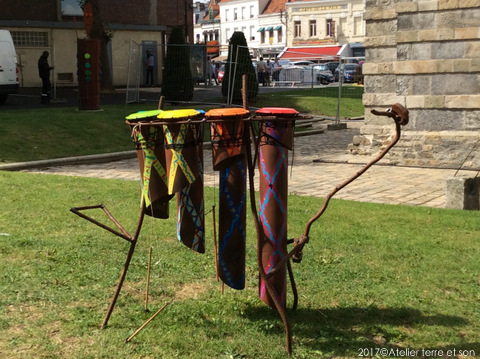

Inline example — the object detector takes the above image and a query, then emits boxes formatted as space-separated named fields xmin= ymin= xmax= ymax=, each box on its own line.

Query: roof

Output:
xmin=263 ymin=0 xmax=288 ymax=14
xmin=279 ymin=46 xmax=343 ymax=60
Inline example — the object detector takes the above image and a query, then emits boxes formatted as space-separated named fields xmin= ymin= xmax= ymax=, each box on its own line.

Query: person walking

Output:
xmin=145 ymin=50 xmax=155 ymax=86
xmin=272 ymin=57 xmax=282 ymax=82
xmin=257 ymin=57 xmax=266 ymax=86
xmin=210 ymin=60 xmax=219 ymax=85
xmin=38 ymin=51 xmax=54 ymax=104
xmin=265 ymin=59 xmax=272 ymax=86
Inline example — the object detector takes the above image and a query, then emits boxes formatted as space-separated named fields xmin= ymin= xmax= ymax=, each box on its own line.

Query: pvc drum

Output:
xmin=157 ymin=109 xmax=206 ymax=253
xmin=126 ymin=110 xmax=171 ymax=219
xmin=206 ymin=107 xmax=250 ymax=171
xmin=205 ymin=107 xmax=250 ymax=290
xmin=254 ymin=107 xmax=298 ymax=309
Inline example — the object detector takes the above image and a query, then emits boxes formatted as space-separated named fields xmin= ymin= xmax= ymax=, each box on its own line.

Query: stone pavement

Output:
xmin=19 ymin=120 xmax=478 ymax=209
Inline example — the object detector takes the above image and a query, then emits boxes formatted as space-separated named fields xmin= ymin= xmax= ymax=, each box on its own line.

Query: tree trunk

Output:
xmin=88 ymin=0 xmax=114 ymax=91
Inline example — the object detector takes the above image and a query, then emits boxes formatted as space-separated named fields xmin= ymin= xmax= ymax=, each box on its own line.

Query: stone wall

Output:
xmin=349 ymin=0 xmax=480 ymax=170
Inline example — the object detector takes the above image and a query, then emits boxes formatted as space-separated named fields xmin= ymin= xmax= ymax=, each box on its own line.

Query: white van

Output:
xmin=0 ymin=29 xmax=19 ymax=104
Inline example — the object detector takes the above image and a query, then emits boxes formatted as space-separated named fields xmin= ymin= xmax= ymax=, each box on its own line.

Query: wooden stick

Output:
xmin=125 ymin=302 xmax=169 ymax=343
xmin=158 ymin=95 xmax=165 ymax=110
xmin=144 ymin=246 xmax=152 ymax=312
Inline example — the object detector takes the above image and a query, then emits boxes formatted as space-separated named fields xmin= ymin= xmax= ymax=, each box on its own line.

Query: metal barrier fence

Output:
xmin=126 ymin=43 xmax=364 ymax=120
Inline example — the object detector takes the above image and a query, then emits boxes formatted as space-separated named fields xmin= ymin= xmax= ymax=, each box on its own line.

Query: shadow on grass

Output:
xmin=244 ymin=305 xmax=477 ymax=356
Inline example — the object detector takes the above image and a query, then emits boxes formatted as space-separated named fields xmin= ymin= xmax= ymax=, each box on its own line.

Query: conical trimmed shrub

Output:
xmin=221 ymin=31 xmax=258 ymax=105
xmin=161 ymin=27 xmax=194 ymax=102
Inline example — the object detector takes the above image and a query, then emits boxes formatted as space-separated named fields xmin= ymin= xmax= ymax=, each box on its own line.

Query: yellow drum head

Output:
xmin=157 ymin=109 xmax=201 ymax=120
xmin=125 ymin=109 xmax=163 ymax=120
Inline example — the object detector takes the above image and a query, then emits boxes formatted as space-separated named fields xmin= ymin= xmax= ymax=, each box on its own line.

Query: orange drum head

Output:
xmin=205 ymin=107 xmax=250 ymax=120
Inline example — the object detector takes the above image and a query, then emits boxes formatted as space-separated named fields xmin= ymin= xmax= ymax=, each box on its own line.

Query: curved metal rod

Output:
xmin=302 ymin=104 xmax=409 ymax=242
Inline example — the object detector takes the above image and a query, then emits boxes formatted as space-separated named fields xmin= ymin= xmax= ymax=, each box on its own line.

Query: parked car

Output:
xmin=310 ymin=64 xmax=334 ymax=85
xmin=290 ymin=60 xmax=314 ymax=67
xmin=217 ymin=64 xmax=225 ymax=83
xmin=324 ymin=62 xmax=340 ymax=76
xmin=0 ymin=30 xmax=19 ymax=104
xmin=334 ymin=63 xmax=360 ymax=83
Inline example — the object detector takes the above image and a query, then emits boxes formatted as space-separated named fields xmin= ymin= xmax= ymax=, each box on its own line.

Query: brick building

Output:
xmin=350 ymin=0 xmax=480 ymax=170
xmin=0 ymin=0 xmax=193 ymax=87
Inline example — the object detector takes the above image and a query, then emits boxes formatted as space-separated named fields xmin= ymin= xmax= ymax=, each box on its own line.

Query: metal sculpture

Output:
xmin=70 ymin=99 xmax=409 ymax=355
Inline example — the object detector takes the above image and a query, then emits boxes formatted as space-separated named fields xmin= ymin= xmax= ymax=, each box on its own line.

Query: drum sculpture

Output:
xmin=205 ymin=107 xmax=251 ymax=290
xmin=70 ymin=100 xmax=409 ymax=355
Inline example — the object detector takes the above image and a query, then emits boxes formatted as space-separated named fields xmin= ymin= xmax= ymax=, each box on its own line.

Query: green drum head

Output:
xmin=125 ymin=109 xmax=164 ymax=120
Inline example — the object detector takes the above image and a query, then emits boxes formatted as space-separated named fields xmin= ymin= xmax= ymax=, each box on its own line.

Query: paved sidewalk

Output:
xmin=19 ymin=121 xmax=477 ymax=209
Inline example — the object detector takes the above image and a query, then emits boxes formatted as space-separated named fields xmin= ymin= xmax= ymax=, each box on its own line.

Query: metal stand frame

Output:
xmin=70 ymin=202 xmax=145 ymax=328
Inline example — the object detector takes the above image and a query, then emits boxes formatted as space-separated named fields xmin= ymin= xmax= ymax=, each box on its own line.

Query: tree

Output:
xmin=221 ymin=32 xmax=258 ymax=105
xmin=79 ymin=0 xmax=114 ymax=90
xmin=161 ymin=27 xmax=194 ymax=102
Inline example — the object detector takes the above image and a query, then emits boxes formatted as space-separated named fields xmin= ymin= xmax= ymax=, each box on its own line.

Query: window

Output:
xmin=234 ymin=8 xmax=238 ymax=20
xmin=250 ymin=25 xmax=255 ymax=41
xmin=326 ymin=19 xmax=335 ymax=37
xmin=309 ymin=20 xmax=317 ymax=37
xmin=269 ymin=30 xmax=274 ymax=43
xmin=241 ymin=7 xmax=246 ymax=19
xmin=294 ymin=21 xmax=301 ymax=38
xmin=261 ymin=31 xmax=266 ymax=44
xmin=339 ymin=18 xmax=346 ymax=36
xmin=354 ymin=17 xmax=362 ymax=36
xmin=11 ymin=31 xmax=48 ymax=47
xmin=250 ymin=5 xmax=254 ymax=18
xmin=225 ymin=9 xmax=229 ymax=21
xmin=277 ymin=27 xmax=283 ymax=42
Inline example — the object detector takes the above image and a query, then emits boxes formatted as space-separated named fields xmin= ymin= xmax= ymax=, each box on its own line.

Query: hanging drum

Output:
xmin=126 ymin=110 xmax=171 ymax=219
xmin=157 ymin=109 xmax=206 ymax=253
xmin=206 ymin=107 xmax=250 ymax=290
xmin=253 ymin=107 xmax=298 ymax=309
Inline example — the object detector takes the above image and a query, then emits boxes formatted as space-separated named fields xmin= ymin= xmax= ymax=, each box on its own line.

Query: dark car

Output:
xmin=334 ymin=63 xmax=360 ymax=83
xmin=310 ymin=64 xmax=334 ymax=85
xmin=324 ymin=62 xmax=340 ymax=75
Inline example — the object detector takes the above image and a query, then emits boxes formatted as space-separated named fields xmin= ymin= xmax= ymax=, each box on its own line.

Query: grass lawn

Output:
xmin=1 ymin=171 xmax=479 ymax=358
xmin=0 ymin=87 xmax=364 ymax=164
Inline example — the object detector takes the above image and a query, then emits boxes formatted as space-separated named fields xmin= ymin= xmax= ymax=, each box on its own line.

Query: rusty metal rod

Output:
xmin=145 ymin=246 xmax=152 ymax=312
xmin=125 ymin=302 xmax=169 ymax=343
xmin=70 ymin=205 xmax=132 ymax=242
xmin=303 ymin=104 xmax=408 ymax=239
xmin=303 ymin=121 xmax=401 ymax=238
xmin=101 ymin=205 xmax=146 ymax=329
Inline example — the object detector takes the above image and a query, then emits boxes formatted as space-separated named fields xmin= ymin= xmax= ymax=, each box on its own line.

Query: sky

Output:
xmin=61 ymin=0 xmax=84 ymax=16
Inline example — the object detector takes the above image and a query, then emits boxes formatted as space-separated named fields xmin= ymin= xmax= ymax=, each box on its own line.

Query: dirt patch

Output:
xmin=174 ymin=281 xmax=210 ymax=301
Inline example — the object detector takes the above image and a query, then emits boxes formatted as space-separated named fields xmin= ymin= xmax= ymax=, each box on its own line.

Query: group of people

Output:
xmin=256 ymin=57 xmax=282 ymax=86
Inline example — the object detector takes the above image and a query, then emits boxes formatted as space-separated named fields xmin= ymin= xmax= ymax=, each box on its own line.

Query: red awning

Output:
xmin=279 ymin=46 xmax=342 ymax=60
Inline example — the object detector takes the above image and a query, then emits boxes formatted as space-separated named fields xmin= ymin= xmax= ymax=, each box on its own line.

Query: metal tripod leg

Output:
xmin=70 ymin=202 xmax=146 ymax=329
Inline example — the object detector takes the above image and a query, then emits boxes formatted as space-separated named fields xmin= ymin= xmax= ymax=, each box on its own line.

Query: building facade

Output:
xmin=350 ymin=0 xmax=480 ymax=170
xmin=0 ymin=0 xmax=193 ymax=87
